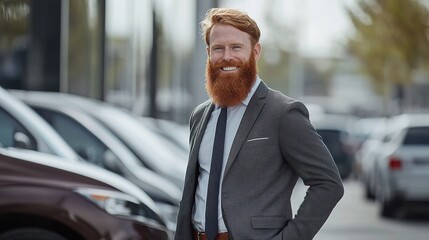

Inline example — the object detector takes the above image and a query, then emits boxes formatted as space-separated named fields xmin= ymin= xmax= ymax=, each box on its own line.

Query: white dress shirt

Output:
xmin=192 ymin=77 xmax=262 ymax=232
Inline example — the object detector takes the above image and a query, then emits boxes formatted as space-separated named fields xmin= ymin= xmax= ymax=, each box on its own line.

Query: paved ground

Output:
xmin=291 ymin=178 xmax=429 ymax=240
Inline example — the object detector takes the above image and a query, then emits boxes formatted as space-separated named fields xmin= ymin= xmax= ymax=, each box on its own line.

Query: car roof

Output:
xmin=390 ymin=113 xmax=429 ymax=128
xmin=311 ymin=113 xmax=357 ymax=132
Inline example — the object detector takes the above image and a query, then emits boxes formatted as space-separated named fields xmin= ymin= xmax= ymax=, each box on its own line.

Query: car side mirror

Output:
xmin=13 ymin=132 xmax=33 ymax=150
xmin=102 ymin=150 xmax=121 ymax=174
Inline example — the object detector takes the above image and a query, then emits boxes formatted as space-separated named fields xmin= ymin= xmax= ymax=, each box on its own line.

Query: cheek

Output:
xmin=209 ymin=54 xmax=222 ymax=64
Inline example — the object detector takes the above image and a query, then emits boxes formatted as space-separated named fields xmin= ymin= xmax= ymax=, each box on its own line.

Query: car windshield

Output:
xmin=403 ymin=127 xmax=429 ymax=145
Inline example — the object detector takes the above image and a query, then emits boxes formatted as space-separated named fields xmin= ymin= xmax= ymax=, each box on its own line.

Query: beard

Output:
xmin=205 ymin=51 xmax=257 ymax=107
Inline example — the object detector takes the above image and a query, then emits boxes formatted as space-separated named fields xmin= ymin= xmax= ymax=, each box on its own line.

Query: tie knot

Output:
xmin=220 ymin=107 xmax=227 ymax=117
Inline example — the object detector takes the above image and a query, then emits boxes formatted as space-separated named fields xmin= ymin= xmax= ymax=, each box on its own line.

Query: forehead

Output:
xmin=209 ymin=24 xmax=252 ymax=46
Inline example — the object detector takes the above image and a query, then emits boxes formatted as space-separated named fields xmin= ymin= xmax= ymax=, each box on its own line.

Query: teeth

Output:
xmin=222 ymin=67 xmax=237 ymax=71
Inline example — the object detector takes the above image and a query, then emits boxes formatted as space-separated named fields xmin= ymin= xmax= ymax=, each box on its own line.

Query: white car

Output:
xmin=374 ymin=113 xmax=429 ymax=218
xmin=354 ymin=117 xmax=392 ymax=199
xmin=0 ymin=87 xmax=78 ymax=160
xmin=12 ymin=91 xmax=187 ymax=189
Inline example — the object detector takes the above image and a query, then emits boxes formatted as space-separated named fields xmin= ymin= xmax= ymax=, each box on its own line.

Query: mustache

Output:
xmin=212 ymin=59 xmax=244 ymax=70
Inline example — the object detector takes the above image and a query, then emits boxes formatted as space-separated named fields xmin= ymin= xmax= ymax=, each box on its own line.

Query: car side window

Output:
xmin=32 ymin=108 xmax=108 ymax=166
xmin=403 ymin=127 xmax=429 ymax=145
xmin=0 ymin=107 xmax=37 ymax=150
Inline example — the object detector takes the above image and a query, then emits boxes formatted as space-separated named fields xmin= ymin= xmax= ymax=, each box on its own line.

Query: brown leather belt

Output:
xmin=192 ymin=229 xmax=229 ymax=240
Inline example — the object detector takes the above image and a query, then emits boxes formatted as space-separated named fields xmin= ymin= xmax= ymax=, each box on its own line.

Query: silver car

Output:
xmin=374 ymin=113 xmax=429 ymax=218
xmin=139 ymin=117 xmax=189 ymax=153
xmin=354 ymin=117 xmax=392 ymax=200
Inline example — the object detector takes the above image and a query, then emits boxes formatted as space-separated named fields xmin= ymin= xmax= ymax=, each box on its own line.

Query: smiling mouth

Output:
xmin=221 ymin=67 xmax=238 ymax=71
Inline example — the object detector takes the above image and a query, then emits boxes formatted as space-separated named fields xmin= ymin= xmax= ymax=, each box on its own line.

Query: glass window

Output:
xmin=403 ymin=127 xmax=429 ymax=145
xmin=0 ymin=0 xmax=30 ymax=89
xmin=104 ymin=0 xmax=152 ymax=113
xmin=32 ymin=108 xmax=108 ymax=166
xmin=67 ymin=0 xmax=103 ymax=98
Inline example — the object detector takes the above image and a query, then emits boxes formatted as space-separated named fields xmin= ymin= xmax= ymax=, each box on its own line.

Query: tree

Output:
xmin=347 ymin=0 xmax=429 ymax=112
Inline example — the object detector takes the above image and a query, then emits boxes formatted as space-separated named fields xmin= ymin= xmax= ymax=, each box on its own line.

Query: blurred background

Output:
xmin=3 ymin=0 xmax=429 ymax=122
xmin=1 ymin=0 xmax=429 ymax=239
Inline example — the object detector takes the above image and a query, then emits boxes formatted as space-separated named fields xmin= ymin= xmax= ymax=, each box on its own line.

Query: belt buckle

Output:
xmin=197 ymin=232 xmax=203 ymax=240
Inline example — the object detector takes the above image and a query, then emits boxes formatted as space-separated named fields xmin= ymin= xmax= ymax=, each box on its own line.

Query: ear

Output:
xmin=253 ymin=42 xmax=261 ymax=60
xmin=206 ymin=46 xmax=210 ymax=56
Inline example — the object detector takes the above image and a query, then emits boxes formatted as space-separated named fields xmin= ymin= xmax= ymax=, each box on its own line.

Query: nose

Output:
xmin=222 ymin=48 xmax=234 ymax=61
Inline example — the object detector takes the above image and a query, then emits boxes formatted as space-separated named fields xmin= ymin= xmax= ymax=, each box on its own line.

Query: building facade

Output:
xmin=0 ymin=0 xmax=216 ymax=123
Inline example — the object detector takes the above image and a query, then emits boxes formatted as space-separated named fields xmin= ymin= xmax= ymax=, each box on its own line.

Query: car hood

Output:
xmin=0 ymin=147 xmax=160 ymax=215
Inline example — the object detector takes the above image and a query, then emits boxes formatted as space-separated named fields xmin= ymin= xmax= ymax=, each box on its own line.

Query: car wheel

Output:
xmin=364 ymin=182 xmax=375 ymax=200
xmin=377 ymin=177 xmax=398 ymax=218
xmin=0 ymin=228 xmax=68 ymax=240
xmin=380 ymin=198 xmax=398 ymax=218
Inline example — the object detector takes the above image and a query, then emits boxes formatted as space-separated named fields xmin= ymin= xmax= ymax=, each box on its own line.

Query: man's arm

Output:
xmin=278 ymin=101 xmax=344 ymax=240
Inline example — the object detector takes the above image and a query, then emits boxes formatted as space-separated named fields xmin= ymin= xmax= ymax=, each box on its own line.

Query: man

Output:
xmin=175 ymin=8 xmax=344 ymax=240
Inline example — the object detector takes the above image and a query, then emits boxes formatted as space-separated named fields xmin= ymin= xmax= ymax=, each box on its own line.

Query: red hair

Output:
xmin=200 ymin=8 xmax=261 ymax=46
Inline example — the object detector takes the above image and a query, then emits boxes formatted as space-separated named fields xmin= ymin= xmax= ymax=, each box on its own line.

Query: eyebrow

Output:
xmin=211 ymin=43 xmax=244 ymax=48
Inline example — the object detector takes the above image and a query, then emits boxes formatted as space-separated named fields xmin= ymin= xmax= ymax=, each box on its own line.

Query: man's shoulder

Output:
xmin=256 ymin=80 xmax=294 ymax=103
xmin=189 ymin=99 xmax=211 ymax=122
xmin=192 ymin=99 xmax=211 ymax=114
xmin=264 ymin=86 xmax=309 ymax=117
xmin=266 ymin=87 xmax=300 ymax=107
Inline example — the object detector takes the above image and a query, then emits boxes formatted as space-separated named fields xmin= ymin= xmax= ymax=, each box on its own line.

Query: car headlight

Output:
xmin=75 ymin=188 xmax=141 ymax=216
xmin=75 ymin=187 xmax=168 ymax=229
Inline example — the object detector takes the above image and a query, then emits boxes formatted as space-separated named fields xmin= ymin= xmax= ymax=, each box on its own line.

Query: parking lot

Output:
xmin=292 ymin=179 xmax=429 ymax=240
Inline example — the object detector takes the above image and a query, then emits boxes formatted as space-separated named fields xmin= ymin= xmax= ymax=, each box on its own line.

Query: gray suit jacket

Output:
xmin=175 ymin=82 xmax=344 ymax=240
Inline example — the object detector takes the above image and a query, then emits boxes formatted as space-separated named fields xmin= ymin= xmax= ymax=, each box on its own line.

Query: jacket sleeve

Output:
xmin=278 ymin=101 xmax=344 ymax=240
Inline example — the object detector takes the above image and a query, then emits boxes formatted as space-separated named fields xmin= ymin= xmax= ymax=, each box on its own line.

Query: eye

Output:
xmin=232 ymin=45 xmax=242 ymax=51
xmin=212 ymin=46 xmax=224 ymax=52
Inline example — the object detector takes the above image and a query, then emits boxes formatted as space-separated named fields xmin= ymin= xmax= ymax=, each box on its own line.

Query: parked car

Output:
xmin=0 ymin=87 xmax=78 ymax=161
xmin=312 ymin=114 xmax=358 ymax=179
xmin=11 ymin=90 xmax=183 ymax=230
xmin=139 ymin=117 xmax=189 ymax=153
xmin=76 ymin=103 xmax=189 ymax=174
xmin=354 ymin=118 xmax=392 ymax=200
xmin=373 ymin=113 xmax=429 ymax=218
xmin=0 ymin=147 xmax=171 ymax=240
xmin=12 ymin=91 xmax=187 ymax=189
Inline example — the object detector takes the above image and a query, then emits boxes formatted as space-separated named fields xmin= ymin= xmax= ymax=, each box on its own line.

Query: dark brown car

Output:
xmin=0 ymin=147 xmax=172 ymax=240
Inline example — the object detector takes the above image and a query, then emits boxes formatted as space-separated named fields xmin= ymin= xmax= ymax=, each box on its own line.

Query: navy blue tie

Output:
xmin=205 ymin=107 xmax=227 ymax=240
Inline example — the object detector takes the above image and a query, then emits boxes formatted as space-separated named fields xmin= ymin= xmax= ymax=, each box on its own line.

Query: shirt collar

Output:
xmin=242 ymin=76 xmax=261 ymax=106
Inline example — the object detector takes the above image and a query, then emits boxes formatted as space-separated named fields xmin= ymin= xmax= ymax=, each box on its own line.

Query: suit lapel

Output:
xmin=188 ymin=103 xmax=215 ymax=171
xmin=224 ymin=82 xmax=268 ymax=174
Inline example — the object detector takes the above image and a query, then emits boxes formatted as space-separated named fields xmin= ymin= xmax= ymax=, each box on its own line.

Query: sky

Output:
xmin=107 ymin=0 xmax=358 ymax=58
xmin=221 ymin=0 xmax=358 ymax=58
